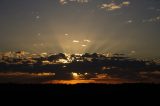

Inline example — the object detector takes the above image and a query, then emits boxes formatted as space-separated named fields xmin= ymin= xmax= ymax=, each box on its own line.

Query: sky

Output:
xmin=0 ymin=0 xmax=160 ymax=58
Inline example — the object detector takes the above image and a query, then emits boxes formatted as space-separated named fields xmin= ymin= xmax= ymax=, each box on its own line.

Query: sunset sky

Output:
xmin=0 ymin=0 xmax=160 ymax=58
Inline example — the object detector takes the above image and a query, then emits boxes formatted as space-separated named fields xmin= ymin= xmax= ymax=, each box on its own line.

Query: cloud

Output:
xmin=142 ymin=16 xmax=160 ymax=23
xmin=65 ymin=33 xmax=69 ymax=36
xmin=73 ymin=40 xmax=80 ymax=43
xmin=36 ymin=16 xmax=40 ymax=19
xmin=59 ymin=0 xmax=130 ymax=12
xmin=59 ymin=0 xmax=90 ymax=5
xmin=131 ymin=50 xmax=136 ymax=54
xmin=157 ymin=9 xmax=160 ymax=12
xmin=82 ymin=45 xmax=87 ymax=47
xmin=156 ymin=16 xmax=160 ymax=20
xmin=127 ymin=20 xmax=133 ymax=23
xmin=122 ymin=1 xmax=130 ymax=6
xmin=84 ymin=39 xmax=91 ymax=43
xmin=71 ymin=0 xmax=90 ymax=3
xmin=100 ymin=3 xmax=121 ymax=11
xmin=59 ymin=0 xmax=68 ymax=5
xmin=100 ymin=1 xmax=130 ymax=11
xmin=151 ymin=71 xmax=160 ymax=75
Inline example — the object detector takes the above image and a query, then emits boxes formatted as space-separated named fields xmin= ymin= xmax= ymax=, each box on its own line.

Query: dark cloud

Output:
xmin=0 ymin=52 xmax=160 ymax=84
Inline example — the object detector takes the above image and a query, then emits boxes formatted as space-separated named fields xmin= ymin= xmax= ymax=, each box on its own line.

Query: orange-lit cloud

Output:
xmin=73 ymin=40 xmax=80 ymax=43
xmin=82 ymin=45 xmax=87 ymax=47
xmin=100 ymin=3 xmax=121 ymax=11
xmin=100 ymin=1 xmax=130 ymax=11
xmin=65 ymin=33 xmax=69 ymax=36
xmin=84 ymin=40 xmax=91 ymax=42
xmin=122 ymin=1 xmax=130 ymax=6
xmin=59 ymin=0 xmax=68 ymax=5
